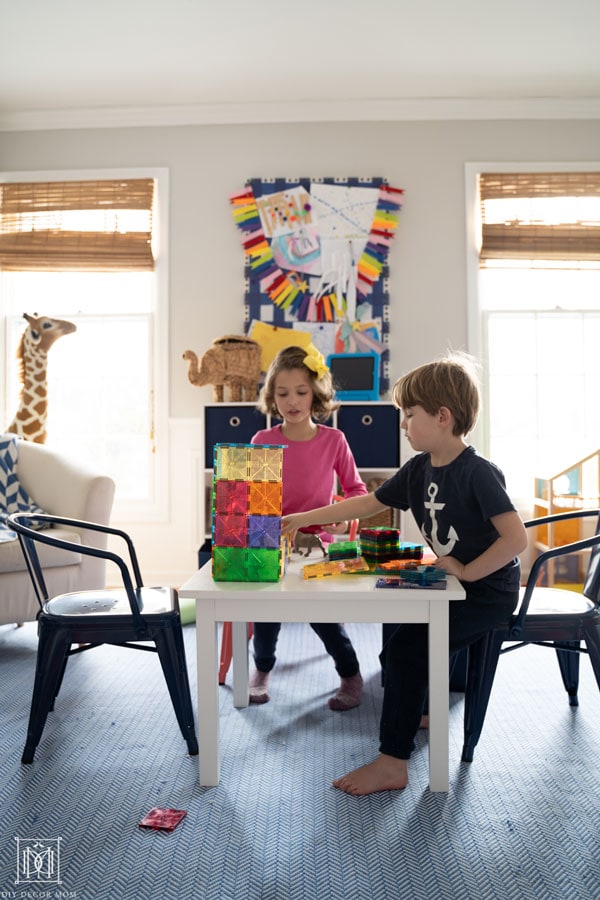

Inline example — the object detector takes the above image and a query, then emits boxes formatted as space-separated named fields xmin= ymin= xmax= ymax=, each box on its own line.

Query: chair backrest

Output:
xmin=583 ymin=513 xmax=600 ymax=605
xmin=7 ymin=512 xmax=146 ymax=627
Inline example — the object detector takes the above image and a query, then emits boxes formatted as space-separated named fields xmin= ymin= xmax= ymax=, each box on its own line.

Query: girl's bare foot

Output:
xmin=249 ymin=669 xmax=270 ymax=704
xmin=419 ymin=714 xmax=429 ymax=729
xmin=332 ymin=754 xmax=408 ymax=796
xmin=328 ymin=673 xmax=363 ymax=711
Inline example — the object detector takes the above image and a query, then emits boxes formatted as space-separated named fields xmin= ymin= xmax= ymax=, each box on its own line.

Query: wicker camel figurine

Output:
xmin=183 ymin=335 xmax=262 ymax=402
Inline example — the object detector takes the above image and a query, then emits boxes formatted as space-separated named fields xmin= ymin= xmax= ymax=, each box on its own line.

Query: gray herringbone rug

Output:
xmin=0 ymin=619 xmax=598 ymax=900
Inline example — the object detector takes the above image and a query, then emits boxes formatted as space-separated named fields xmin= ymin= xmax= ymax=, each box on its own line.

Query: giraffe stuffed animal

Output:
xmin=5 ymin=312 xmax=77 ymax=444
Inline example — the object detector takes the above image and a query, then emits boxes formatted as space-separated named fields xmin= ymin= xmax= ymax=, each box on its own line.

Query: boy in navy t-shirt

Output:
xmin=282 ymin=352 xmax=527 ymax=795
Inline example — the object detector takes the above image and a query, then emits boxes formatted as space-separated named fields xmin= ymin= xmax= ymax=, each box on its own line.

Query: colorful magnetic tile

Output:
xmin=214 ymin=480 xmax=249 ymax=515
xmin=214 ymin=445 xmax=250 ymax=481
xmin=303 ymin=556 xmax=370 ymax=579
xmin=245 ymin=547 xmax=282 ymax=582
xmin=397 ymin=564 xmax=447 ymax=585
xmin=138 ymin=808 xmax=187 ymax=832
xmin=212 ymin=547 xmax=248 ymax=581
xmin=248 ymin=480 xmax=282 ymax=515
xmin=304 ymin=559 xmax=345 ymax=579
xmin=248 ymin=515 xmax=281 ymax=548
xmin=247 ymin=446 xmax=284 ymax=482
xmin=213 ymin=514 xmax=248 ymax=547
xmin=397 ymin=542 xmax=424 ymax=560
xmin=359 ymin=526 xmax=401 ymax=561
xmin=375 ymin=577 xmax=446 ymax=591
xmin=328 ymin=540 xmax=360 ymax=560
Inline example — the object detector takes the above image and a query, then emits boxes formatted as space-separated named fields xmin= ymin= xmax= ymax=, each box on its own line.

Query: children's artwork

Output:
xmin=229 ymin=177 xmax=404 ymax=395
xmin=310 ymin=183 xmax=380 ymax=240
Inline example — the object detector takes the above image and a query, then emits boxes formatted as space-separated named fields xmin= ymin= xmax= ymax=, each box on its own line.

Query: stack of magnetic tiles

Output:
xmin=211 ymin=442 xmax=286 ymax=582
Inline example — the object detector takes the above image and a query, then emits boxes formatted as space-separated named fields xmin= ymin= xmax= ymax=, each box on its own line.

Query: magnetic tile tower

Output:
xmin=211 ymin=442 xmax=285 ymax=582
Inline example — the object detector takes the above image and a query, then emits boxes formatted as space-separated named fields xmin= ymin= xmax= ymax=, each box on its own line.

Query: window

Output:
xmin=0 ymin=171 xmax=168 ymax=520
xmin=467 ymin=166 xmax=600 ymax=503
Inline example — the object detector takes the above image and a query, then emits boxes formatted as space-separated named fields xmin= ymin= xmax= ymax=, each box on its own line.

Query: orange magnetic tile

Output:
xmin=248 ymin=481 xmax=282 ymax=515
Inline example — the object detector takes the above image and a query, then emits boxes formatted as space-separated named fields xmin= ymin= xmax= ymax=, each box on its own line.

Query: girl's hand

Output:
xmin=323 ymin=521 xmax=349 ymax=535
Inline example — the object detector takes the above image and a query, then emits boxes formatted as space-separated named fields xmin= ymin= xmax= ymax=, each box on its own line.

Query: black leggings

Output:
xmin=252 ymin=622 xmax=360 ymax=678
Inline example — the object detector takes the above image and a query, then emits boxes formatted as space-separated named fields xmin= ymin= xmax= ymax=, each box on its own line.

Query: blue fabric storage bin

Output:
xmin=204 ymin=406 xmax=267 ymax=468
xmin=336 ymin=404 xmax=400 ymax=469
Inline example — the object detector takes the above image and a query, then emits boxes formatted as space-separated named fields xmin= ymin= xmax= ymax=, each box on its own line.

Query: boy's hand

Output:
xmin=281 ymin=513 xmax=307 ymax=538
xmin=434 ymin=555 xmax=467 ymax=580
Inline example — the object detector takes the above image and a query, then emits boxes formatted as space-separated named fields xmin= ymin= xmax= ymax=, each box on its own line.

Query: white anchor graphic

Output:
xmin=421 ymin=482 xmax=458 ymax=556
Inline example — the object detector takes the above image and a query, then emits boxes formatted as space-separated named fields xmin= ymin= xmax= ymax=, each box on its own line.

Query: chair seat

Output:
xmin=44 ymin=586 xmax=176 ymax=618
xmin=519 ymin=586 xmax=596 ymax=617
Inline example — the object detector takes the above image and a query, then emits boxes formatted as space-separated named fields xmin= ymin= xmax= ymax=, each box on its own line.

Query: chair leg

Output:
xmin=462 ymin=631 xmax=504 ymax=763
xmin=22 ymin=624 xmax=72 ymax=764
xmin=218 ymin=622 xmax=233 ymax=685
xmin=154 ymin=623 xmax=199 ymax=755
xmin=583 ymin=620 xmax=600 ymax=692
xmin=218 ymin=622 xmax=253 ymax=685
xmin=555 ymin=641 xmax=581 ymax=706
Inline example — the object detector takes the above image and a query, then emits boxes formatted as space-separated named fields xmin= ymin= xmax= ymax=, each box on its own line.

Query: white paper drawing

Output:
xmin=309 ymin=184 xmax=379 ymax=239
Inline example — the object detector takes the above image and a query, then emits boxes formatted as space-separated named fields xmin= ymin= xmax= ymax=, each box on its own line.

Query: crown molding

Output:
xmin=1 ymin=96 xmax=600 ymax=132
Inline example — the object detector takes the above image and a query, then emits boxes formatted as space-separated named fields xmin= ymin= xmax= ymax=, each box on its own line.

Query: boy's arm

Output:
xmin=282 ymin=492 xmax=387 ymax=538
xmin=435 ymin=510 xmax=528 ymax=582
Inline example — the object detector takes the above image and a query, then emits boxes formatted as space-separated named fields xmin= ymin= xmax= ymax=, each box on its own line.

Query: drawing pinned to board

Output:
xmin=229 ymin=177 xmax=403 ymax=395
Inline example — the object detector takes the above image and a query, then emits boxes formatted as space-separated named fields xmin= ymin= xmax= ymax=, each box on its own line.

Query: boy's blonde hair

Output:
xmin=257 ymin=345 xmax=338 ymax=422
xmin=391 ymin=352 xmax=480 ymax=437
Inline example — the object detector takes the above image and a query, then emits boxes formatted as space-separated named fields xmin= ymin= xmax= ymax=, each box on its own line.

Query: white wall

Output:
xmin=2 ymin=118 xmax=600 ymax=584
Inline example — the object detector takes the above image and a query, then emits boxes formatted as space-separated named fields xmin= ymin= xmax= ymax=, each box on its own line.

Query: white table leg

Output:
xmin=427 ymin=600 xmax=450 ymax=792
xmin=196 ymin=602 xmax=220 ymax=786
xmin=232 ymin=620 xmax=250 ymax=708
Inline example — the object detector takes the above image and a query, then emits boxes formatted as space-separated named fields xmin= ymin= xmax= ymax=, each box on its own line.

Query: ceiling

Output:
xmin=2 ymin=0 xmax=600 ymax=130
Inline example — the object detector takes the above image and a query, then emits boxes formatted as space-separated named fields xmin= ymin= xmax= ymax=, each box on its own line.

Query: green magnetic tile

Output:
xmin=212 ymin=547 xmax=247 ymax=581
xmin=245 ymin=548 xmax=282 ymax=582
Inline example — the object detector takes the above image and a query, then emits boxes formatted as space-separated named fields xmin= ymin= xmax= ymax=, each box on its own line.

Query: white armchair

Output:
xmin=0 ymin=440 xmax=115 ymax=626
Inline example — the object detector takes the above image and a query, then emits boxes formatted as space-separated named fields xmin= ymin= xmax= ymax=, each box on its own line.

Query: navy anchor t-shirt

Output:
xmin=375 ymin=446 xmax=520 ymax=592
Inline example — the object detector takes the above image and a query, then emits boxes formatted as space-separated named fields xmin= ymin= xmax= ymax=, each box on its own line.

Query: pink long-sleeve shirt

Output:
xmin=251 ymin=423 xmax=367 ymax=539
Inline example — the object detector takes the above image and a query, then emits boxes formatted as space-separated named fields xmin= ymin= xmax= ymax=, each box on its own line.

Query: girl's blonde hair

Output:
xmin=258 ymin=345 xmax=338 ymax=422
xmin=391 ymin=352 xmax=481 ymax=436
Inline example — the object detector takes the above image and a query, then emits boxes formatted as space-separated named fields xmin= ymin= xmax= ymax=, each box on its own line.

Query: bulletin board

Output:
xmin=229 ymin=176 xmax=403 ymax=395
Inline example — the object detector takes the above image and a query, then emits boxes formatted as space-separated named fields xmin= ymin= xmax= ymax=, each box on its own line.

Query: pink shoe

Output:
xmin=328 ymin=673 xmax=363 ymax=711
xmin=249 ymin=669 xmax=271 ymax=704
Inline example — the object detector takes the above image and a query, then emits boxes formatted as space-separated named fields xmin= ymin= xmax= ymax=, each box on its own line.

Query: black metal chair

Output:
xmin=8 ymin=512 xmax=198 ymax=764
xmin=462 ymin=508 xmax=600 ymax=762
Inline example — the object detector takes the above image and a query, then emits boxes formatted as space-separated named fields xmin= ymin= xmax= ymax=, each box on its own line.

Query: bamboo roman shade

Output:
xmin=479 ymin=172 xmax=600 ymax=262
xmin=0 ymin=178 xmax=155 ymax=271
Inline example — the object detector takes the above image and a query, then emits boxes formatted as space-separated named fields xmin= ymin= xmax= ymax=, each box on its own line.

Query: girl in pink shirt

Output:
xmin=249 ymin=344 xmax=367 ymax=710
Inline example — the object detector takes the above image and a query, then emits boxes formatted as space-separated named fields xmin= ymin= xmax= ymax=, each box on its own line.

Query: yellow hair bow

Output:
xmin=303 ymin=345 xmax=328 ymax=379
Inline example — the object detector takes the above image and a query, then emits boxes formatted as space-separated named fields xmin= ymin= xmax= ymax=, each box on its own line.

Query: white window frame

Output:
xmin=465 ymin=160 xmax=600 ymax=461
xmin=0 ymin=166 xmax=170 ymax=523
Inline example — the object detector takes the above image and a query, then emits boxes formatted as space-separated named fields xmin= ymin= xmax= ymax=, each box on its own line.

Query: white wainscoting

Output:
xmin=109 ymin=418 xmax=203 ymax=589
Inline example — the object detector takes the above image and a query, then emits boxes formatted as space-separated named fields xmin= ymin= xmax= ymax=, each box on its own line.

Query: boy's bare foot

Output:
xmin=332 ymin=754 xmax=408 ymax=796
xmin=419 ymin=714 xmax=429 ymax=729
xmin=249 ymin=669 xmax=270 ymax=704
